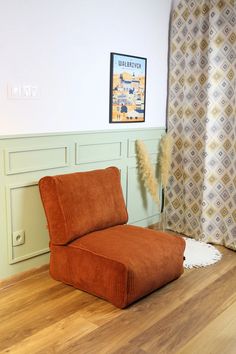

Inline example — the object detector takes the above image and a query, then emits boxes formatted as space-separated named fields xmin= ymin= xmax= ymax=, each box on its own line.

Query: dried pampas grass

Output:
xmin=159 ymin=132 xmax=173 ymax=190
xmin=136 ymin=140 xmax=159 ymax=206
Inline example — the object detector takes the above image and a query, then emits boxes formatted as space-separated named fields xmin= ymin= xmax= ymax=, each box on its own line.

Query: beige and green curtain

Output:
xmin=166 ymin=0 xmax=236 ymax=250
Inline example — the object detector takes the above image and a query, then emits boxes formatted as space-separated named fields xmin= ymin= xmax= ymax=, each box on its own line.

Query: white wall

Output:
xmin=0 ymin=0 xmax=172 ymax=135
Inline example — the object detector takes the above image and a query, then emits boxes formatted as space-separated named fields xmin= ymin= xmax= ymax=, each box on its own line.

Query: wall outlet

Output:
xmin=12 ymin=230 xmax=25 ymax=246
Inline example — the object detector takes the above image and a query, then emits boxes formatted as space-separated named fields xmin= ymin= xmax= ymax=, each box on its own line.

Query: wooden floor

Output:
xmin=0 ymin=245 xmax=236 ymax=354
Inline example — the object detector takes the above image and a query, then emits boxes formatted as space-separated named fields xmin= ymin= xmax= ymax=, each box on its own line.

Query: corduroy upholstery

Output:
xmin=39 ymin=167 xmax=185 ymax=308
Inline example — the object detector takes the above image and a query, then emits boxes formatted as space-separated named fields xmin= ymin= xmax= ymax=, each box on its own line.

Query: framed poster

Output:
xmin=109 ymin=53 xmax=147 ymax=123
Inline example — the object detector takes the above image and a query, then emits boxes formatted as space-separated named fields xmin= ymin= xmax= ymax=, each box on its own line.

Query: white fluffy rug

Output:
xmin=183 ymin=237 xmax=222 ymax=269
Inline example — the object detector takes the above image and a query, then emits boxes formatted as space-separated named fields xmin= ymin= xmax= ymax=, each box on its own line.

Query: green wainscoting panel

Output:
xmin=128 ymin=137 xmax=160 ymax=158
xmin=127 ymin=163 xmax=159 ymax=225
xmin=0 ymin=128 xmax=165 ymax=279
xmin=4 ymin=145 xmax=69 ymax=175
xmin=76 ymin=141 xmax=123 ymax=164
xmin=127 ymin=165 xmax=154 ymax=223
xmin=6 ymin=183 xmax=49 ymax=264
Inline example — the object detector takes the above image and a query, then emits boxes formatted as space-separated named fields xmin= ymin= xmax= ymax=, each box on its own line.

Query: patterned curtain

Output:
xmin=167 ymin=0 xmax=236 ymax=250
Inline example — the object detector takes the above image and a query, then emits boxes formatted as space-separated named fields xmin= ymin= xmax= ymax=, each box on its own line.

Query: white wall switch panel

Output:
xmin=7 ymin=84 xmax=39 ymax=100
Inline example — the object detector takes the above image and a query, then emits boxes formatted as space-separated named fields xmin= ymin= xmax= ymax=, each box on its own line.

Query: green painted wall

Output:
xmin=0 ymin=128 xmax=164 ymax=279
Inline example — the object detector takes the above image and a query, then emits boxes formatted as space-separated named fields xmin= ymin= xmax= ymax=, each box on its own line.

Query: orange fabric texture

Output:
xmin=50 ymin=225 xmax=185 ymax=308
xmin=39 ymin=167 xmax=185 ymax=308
xmin=39 ymin=167 xmax=128 ymax=245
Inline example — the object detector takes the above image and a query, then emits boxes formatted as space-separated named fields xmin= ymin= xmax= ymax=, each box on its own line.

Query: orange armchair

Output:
xmin=39 ymin=167 xmax=185 ymax=308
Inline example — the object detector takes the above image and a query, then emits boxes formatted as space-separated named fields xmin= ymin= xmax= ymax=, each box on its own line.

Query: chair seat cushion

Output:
xmin=50 ymin=225 xmax=185 ymax=308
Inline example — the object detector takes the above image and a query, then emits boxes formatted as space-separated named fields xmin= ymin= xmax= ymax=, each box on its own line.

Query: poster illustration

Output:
xmin=109 ymin=53 xmax=147 ymax=123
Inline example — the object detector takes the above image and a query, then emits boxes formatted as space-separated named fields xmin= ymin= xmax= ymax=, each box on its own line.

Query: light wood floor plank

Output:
xmin=177 ymin=300 xmax=236 ymax=354
xmin=53 ymin=248 xmax=235 ymax=354
xmin=0 ymin=243 xmax=235 ymax=354
xmin=138 ymin=266 xmax=236 ymax=353
xmin=0 ymin=312 xmax=98 ymax=354
xmin=0 ymin=279 xmax=97 ymax=351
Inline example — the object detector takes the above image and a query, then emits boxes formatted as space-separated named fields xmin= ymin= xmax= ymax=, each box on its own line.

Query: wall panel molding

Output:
xmin=0 ymin=127 xmax=165 ymax=278
xmin=4 ymin=145 xmax=69 ymax=175
xmin=128 ymin=138 xmax=161 ymax=158
xmin=6 ymin=182 xmax=49 ymax=264
xmin=75 ymin=141 xmax=124 ymax=164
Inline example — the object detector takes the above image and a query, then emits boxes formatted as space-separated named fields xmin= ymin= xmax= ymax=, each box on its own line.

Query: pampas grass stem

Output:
xmin=159 ymin=132 xmax=173 ymax=190
xmin=136 ymin=140 xmax=159 ymax=206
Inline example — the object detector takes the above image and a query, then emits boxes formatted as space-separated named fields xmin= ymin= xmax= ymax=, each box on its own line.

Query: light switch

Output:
xmin=7 ymin=84 xmax=39 ymax=100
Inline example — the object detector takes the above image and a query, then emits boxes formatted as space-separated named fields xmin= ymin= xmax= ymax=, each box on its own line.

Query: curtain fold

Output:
xmin=167 ymin=0 xmax=236 ymax=250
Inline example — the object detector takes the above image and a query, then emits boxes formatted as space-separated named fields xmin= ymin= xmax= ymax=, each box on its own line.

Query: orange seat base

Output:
xmin=49 ymin=225 xmax=185 ymax=308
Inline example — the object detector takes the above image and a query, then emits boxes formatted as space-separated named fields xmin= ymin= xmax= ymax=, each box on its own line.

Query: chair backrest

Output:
xmin=39 ymin=167 xmax=128 ymax=245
